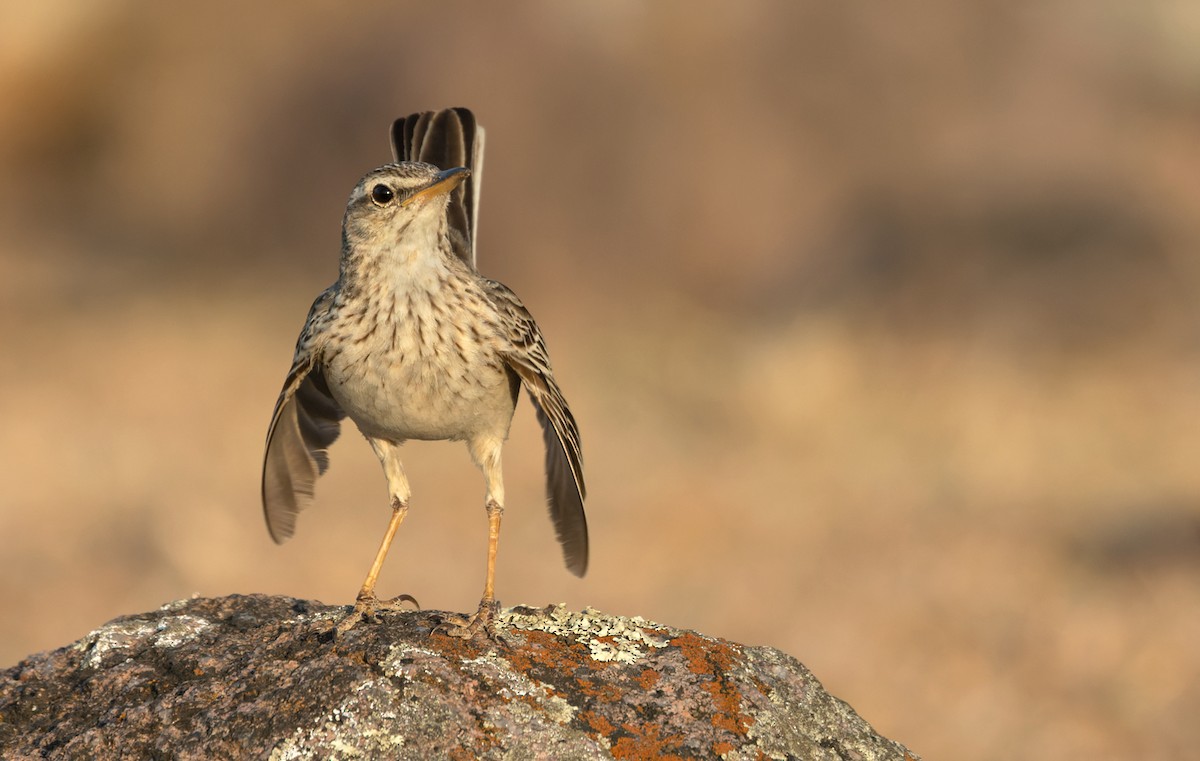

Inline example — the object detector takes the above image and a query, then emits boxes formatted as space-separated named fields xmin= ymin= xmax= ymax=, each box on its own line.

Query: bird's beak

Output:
xmin=405 ymin=167 xmax=470 ymax=205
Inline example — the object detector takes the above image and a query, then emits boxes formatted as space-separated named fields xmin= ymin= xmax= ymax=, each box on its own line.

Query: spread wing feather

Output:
xmin=261 ymin=291 xmax=346 ymax=543
xmin=484 ymin=280 xmax=588 ymax=576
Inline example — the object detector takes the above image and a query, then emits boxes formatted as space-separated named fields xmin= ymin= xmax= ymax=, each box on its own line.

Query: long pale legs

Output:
xmin=336 ymin=439 xmax=417 ymax=635
xmin=337 ymin=436 xmax=508 ymax=639
xmin=438 ymin=436 xmax=506 ymax=639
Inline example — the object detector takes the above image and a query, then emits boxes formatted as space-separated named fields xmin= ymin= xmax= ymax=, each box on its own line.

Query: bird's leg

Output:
xmin=438 ymin=499 xmax=503 ymax=639
xmin=439 ymin=440 xmax=505 ymax=639
xmin=358 ymin=497 xmax=418 ymax=605
xmin=336 ymin=440 xmax=418 ymax=635
xmin=334 ymin=497 xmax=419 ymax=635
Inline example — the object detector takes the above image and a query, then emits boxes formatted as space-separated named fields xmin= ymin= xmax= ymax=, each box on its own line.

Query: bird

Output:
xmin=260 ymin=107 xmax=587 ymax=638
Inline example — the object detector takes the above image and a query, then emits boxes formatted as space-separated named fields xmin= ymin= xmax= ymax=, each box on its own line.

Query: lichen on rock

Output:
xmin=0 ymin=594 xmax=920 ymax=760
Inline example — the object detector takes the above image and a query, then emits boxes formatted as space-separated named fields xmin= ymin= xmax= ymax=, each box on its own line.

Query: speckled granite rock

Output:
xmin=0 ymin=595 xmax=920 ymax=760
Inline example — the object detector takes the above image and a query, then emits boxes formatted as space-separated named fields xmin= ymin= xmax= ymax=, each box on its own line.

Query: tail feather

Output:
xmin=391 ymin=107 xmax=484 ymax=267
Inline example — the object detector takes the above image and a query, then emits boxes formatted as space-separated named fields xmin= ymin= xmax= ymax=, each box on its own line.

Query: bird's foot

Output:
xmin=435 ymin=598 xmax=500 ymax=640
xmin=334 ymin=591 xmax=420 ymax=637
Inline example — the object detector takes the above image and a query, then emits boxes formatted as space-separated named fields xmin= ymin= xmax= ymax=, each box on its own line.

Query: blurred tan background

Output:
xmin=2 ymin=2 xmax=1199 ymax=758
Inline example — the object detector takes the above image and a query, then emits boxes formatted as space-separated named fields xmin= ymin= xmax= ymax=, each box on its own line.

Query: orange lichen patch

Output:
xmin=747 ymin=673 xmax=771 ymax=697
xmin=574 ymin=676 xmax=624 ymax=703
xmin=671 ymin=632 xmax=737 ymax=676
xmin=610 ymin=722 xmax=688 ymax=761
xmin=429 ymin=633 xmax=478 ymax=662
xmin=636 ymin=668 xmax=659 ymax=690
xmin=670 ymin=633 xmax=754 ymax=738
xmin=503 ymin=629 xmax=591 ymax=674
xmin=579 ymin=708 xmax=616 ymax=736
xmin=708 ymin=687 xmax=746 ymax=736
xmin=499 ymin=630 xmax=543 ymax=673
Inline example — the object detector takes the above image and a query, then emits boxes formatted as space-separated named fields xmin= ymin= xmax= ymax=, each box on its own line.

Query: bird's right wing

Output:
xmin=261 ymin=290 xmax=346 ymax=543
xmin=391 ymin=107 xmax=485 ymax=268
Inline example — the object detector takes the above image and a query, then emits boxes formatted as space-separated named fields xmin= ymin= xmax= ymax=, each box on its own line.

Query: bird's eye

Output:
xmin=370 ymin=184 xmax=395 ymax=205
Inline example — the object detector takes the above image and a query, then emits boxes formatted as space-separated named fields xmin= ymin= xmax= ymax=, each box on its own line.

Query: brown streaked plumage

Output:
xmin=261 ymin=108 xmax=586 ymax=638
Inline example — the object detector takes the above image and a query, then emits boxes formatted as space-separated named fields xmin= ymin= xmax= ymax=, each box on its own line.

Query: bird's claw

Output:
xmin=333 ymin=592 xmax=420 ymax=637
xmin=435 ymin=599 xmax=500 ymax=640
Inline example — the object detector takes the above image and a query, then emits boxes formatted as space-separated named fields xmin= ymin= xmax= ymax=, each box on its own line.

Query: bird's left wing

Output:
xmin=483 ymin=280 xmax=588 ymax=576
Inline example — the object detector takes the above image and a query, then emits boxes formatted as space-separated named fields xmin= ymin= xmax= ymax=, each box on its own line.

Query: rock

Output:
xmin=0 ymin=595 xmax=920 ymax=760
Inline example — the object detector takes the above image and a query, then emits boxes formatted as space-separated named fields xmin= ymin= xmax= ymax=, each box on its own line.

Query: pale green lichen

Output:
xmin=498 ymin=604 xmax=672 ymax=664
xmin=270 ymin=678 xmax=409 ymax=761
xmin=152 ymin=615 xmax=214 ymax=648
xmin=75 ymin=620 xmax=158 ymax=669
xmin=74 ymin=614 xmax=213 ymax=668
xmin=463 ymin=652 xmax=578 ymax=725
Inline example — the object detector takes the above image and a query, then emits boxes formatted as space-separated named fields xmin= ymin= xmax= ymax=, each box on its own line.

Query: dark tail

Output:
xmin=391 ymin=107 xmax=484 ymax=268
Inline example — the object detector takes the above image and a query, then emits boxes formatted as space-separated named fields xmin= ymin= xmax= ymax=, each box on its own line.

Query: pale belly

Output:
xmin=323 ymin=336 xmax=517 ymax=443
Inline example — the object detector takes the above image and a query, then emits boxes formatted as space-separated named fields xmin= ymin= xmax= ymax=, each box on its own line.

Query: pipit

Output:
xmin=261 ymin=108 xmax=587 ymax=638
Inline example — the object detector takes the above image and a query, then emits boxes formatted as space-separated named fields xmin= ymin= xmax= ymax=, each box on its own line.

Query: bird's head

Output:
xmin=340 ymin=162 xmax=470 ymax=267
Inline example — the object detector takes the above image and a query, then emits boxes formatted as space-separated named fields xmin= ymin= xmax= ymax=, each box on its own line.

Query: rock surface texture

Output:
xmin=0 ymin=595 xmax=919 ymax=760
